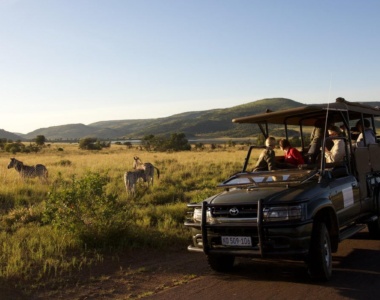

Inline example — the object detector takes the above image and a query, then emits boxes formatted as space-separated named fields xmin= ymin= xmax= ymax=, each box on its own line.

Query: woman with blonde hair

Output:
xmin=253 ymin=137 xmax=277 ymax=172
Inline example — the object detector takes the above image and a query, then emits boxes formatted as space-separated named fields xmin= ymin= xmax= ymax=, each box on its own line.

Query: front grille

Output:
xmin=211 ymin=204 xmax=258 ymax=218
xmin=211 ymin=227 xmax=257 ymax=236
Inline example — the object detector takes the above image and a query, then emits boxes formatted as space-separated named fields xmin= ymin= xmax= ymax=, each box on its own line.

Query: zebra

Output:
xmin=124 ymin=169 xmax=146 ymax=195
xmin=132 ymin=156 xmax=144 ymax=169
xmin=140 ymin=162 xmax=160 ymax=186
xmin=7 ymin=158 xmax=48 ymax=182
xmin=132 ymin=156 xmax=160 ymax=186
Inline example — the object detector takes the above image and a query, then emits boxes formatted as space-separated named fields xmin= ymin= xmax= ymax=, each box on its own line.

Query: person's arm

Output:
xmin=328 ymin=141 xmax=345 ymax=162
xmin=356 ymin=133 xmax=364 ymax=147
xmin=266 ymin=150 xmax=276 ymax=170
xmin=290 ymin=148 xmax=304 ymax=165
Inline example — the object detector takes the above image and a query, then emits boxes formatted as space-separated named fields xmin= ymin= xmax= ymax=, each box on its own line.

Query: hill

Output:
xmin=0 ymin=129 xmax=24 ymax=141
xmin=21 ymin=98 xmax=301 ymax=140
xmin=11 ymin=98 xmax=380 ymax=141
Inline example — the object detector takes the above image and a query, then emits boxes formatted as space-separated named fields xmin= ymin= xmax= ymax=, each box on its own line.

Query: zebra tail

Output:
xmin=155 ymin=167 xmax=160 ymax=179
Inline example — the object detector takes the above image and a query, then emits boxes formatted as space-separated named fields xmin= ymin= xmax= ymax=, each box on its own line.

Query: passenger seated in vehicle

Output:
xmin=252 ymin=137 xmax=277 ymax=172
xmin=278 ymin=139 xmax=304 ymax=168
xmin=355 ymin=119 xmax=376 ymax=147
xmin=324 ymin=126 xmax=345 ymax=164
xmin=307 ymin=119 xmax=325 ymax=164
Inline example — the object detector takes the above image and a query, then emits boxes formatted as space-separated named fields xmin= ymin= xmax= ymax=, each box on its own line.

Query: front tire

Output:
xmin=367 ymin=217 xmax=380 ymax=239
xmin=207 ymin=254 xmax=235 ymax=272
xmin=307 ymin=222 xmax=332 ymax=281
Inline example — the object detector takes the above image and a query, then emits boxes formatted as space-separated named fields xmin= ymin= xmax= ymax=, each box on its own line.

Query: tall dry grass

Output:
xmin=0 ymin=143 xmax=260 ymax=286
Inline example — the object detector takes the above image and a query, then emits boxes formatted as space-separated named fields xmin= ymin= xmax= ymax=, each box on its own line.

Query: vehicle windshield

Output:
xmin=219 ymin=169 xmax=317 ymax=187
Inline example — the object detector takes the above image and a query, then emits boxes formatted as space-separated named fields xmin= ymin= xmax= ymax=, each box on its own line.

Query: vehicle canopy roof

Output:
xmin=232 ymin=98 xmax=380 ymax=126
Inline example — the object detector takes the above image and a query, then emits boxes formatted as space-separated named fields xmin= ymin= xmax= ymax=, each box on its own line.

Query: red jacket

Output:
xmin=284 ymin=147 xmax=304 ymax=166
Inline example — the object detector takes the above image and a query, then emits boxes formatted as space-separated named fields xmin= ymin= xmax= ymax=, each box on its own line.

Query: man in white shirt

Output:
xmin=355 ymin=119 xmax=376 ymax=147
xmin=325 ymin=126 xmax=345 ymax=163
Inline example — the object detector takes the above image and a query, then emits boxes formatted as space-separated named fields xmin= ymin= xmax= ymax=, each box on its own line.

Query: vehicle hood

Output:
xmin=208 ymin=184 xmax=315 ymax=205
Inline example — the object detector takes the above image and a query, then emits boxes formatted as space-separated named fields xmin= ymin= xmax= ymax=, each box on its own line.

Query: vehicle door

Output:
xmin=329 ymin=174 xmax=361 ymax=226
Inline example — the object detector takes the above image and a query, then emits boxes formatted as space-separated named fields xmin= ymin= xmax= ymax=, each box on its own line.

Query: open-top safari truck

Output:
xmin=185 ymin=98 xmax=380 ymax=280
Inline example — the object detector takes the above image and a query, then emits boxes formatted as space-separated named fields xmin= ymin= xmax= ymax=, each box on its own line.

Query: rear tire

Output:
xmin=207 ymin=254 xmax=235 ymax=272
xmin=307 ymin=222 xmax=332 ymax=281
xmin=367 ymin=217 xmax=380 ymax=239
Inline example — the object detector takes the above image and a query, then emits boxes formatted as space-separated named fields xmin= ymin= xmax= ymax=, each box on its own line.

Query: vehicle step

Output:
xmin=339 ymin=224 xmax=366 ymax=241
xmin=359 ymin=215 xmax=378 ymax=224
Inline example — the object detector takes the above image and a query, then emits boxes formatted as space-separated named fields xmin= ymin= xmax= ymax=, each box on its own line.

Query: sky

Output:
xmin=1 ymin=0 xmax=379 ymax=134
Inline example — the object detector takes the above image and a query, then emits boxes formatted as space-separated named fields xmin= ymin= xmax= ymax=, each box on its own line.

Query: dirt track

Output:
xmin=149 ymin=229 xmax=380 ymax=300
xmin=3 ymin=228 xmax=380 ymax=300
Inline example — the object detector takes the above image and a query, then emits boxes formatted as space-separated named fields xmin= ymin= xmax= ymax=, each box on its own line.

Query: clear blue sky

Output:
xmin=1 ymin=0 xmax=379 ymax=134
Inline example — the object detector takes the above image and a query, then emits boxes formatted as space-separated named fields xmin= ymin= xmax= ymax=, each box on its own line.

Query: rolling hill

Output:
xmin=0 ymin=129 xmax=23 ymax=141
xmin=2 ymin=98 xmax=378 ymax=141
xmin=20 ymin=98 xmax=301 ymax=140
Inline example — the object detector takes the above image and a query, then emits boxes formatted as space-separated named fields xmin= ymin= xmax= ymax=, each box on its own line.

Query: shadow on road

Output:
xmin=211 ymin=230 xmax=380 ymax=300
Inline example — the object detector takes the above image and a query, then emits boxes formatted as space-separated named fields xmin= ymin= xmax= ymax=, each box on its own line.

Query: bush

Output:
xmin=141 ymin=133 xmax=191 ymax=151
xmin=78 ymin=138 xmax=110 ymax=150
xmin=4 ymin=142 xmax=25 ymax=154
xmin=35 ymin=135 xmax=46 ymax=146
xmin=43 ymin=172 xmax=131 ymax=248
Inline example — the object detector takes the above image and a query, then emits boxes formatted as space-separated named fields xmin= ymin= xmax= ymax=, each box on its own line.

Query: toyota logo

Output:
xmin=229 ymin=207 xmax=239 ymax=216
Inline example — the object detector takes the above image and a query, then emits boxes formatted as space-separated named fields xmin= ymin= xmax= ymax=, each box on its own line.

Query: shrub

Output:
xmin=43 ymin=172 xmax=131 ymax=248
xmin=35 ymin=135 xmax=46 ymax=146
xmin=141 ymin=133 xmax=191 ymax=151
xmin=4 ymin=142 xmax=25 ymax=154
xmin=53 ymin=159 xmax=72 ymax=166
xmin=78 ymin=138 xmax=110 ymax=150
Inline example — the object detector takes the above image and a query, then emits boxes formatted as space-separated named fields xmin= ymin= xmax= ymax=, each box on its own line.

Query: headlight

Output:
xmin=263 ymin=205 xmax=303 ymax=222
xmin=193 ymin=208 xmax=214 ymax=223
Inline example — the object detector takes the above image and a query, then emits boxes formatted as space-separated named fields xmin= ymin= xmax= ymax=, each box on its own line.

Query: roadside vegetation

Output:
xmin=0 ymin=142 xmax=257 ymax=292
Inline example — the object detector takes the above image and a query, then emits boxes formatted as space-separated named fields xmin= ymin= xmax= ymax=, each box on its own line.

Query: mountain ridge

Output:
xmin=2 ymin=98 xmax=379 ymax=141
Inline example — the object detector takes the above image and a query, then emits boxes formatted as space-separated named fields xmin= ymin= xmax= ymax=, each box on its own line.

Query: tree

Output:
xmin=141 ymin=134 xmax=156 ymax=151
xmin=35 ymin=135 xmax=46 ymax=146
xmin=141 ymin=133 xmax=191 ymax=152
xmin=123 ymin=141 xmax=133 ymax=149
xmin=167 ymin=133 xmax=191 ymax=151
xmin=290 ymin=136 xmax=301 ymax=147
xmin=4 ymin=142 xmax=25 ymax=154
xmin=79 ymin=137 xmax=100 ymax=150
xmin=227 ymin=140 xmax=236 ymax=148
xmin=256 ymin=134 xmax=265 ymax=146
xmin=0 ymin=138 xmax=7 ymax=150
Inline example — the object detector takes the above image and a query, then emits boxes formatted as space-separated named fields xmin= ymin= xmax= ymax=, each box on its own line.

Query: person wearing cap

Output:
xmin=355 ymin=119 xmax=376 ymax=147
xmin=253 ymin=137 xmax=277 ymax=171
xmin=325 ymin=126 xmax=345 ymax=163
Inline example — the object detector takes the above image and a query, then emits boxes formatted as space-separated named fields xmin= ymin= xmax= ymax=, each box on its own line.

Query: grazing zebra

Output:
xmin=132 ymin=156 xmax=160 ymax=186
xmin=124 ymin=169 xmax=146 ymax=195
xmin=7 ymin=158 xmax=48 ymax=182
xmin=140 ymin=163 xmax=160 ymax=186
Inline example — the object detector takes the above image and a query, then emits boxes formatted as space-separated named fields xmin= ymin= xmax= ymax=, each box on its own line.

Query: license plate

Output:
xmin=221 ymin=236 xmax=252 ymax=246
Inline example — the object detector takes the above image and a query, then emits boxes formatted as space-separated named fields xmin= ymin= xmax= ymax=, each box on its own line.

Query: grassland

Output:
xmin=0 ymin=143 xmax=260 ymax=293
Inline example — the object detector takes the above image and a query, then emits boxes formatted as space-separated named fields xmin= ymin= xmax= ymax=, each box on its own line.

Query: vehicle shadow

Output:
xmin=214 ymin=231 xmax=380 ymax=300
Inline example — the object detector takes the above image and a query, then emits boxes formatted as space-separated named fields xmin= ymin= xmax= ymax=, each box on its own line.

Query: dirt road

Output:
xmin=148 ymin=229 xmax=380 ymax=300
xmin=4 ymin=229 xmax=380 ymax=300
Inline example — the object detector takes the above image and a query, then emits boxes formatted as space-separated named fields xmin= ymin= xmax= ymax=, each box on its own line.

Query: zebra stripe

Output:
xmin=124 ymin=169 xmax=146 ymax=195
xmin=7 ymin=158 xmax=48 ymax=182
xmin=133 ymin=156 xmax=160 ymax=186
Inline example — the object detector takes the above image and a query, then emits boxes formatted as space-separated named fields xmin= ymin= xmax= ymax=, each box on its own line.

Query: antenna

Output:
xmin=319 ymin=75 xmax=333 ymax=177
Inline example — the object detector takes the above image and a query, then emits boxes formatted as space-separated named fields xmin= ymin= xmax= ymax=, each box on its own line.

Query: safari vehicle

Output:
xmin=185 ymin=98 xmax=380 ymax=281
